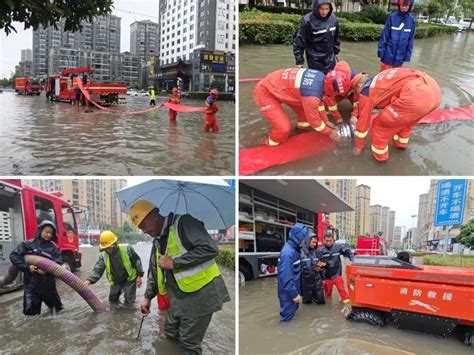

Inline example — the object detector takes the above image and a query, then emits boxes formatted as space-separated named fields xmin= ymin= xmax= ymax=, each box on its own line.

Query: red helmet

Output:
xmin=324 ymin=70 xmax=351 ymax=97
xmin=210 ymin=88 xmax=219 ymax=97
xmin=398 ymin=0 xmax=412 ymax=6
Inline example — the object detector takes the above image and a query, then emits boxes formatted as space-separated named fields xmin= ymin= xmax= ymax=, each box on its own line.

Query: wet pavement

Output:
xmin=239 ymin=259 xmax=472 ymax=355
xmin=0 ymin=243 xmax=235 ymax=354
xmin=0 ymin=94 xmax=235 ymax=175
xmin=239 ymin=33 xmax=474 ymax=176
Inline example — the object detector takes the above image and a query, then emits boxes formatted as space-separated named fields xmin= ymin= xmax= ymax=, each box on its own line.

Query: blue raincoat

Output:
xmin=377 ymin=4 xmax=416 ymax=67
xmin=277 ymin=224 xmax=308 ymax=322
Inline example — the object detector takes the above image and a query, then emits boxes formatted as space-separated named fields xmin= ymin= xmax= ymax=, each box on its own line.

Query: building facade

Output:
xmin=355 ymin=184 xmax=371 ymax=236
xmin=388 ymin=210 xmax=396 ymax=246
xmin=381 ymin=206 xmax=390 ymax=241
xmin=370 ymin=204 xmax=382 ymax=236
xmin=33 ymin=15 xmax=121 ymax=77
xmin=157 ymin=0 xmax=236 ymax=91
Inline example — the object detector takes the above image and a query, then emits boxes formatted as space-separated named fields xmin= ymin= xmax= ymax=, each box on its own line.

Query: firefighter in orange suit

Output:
xmin=351 ymin=68 xmax=441 ymax=161
xmin=322 ymin=60 xmax=359 ymax=125
xmin=204 ymin=89 xmax=219 ymax=133
xmin=168 ymin=87 xmax=180 ymax=121
xmin=253 ymin=68 xmax=348 ymax=146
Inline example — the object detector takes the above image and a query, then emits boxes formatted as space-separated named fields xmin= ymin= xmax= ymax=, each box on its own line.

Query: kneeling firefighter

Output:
xmin=351 ymin=68 xmax=441 ymax=161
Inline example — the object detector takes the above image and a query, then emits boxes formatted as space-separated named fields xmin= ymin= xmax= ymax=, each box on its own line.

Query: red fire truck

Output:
xmin=15 ymin=78 xmax=42 ymax=95
xmin=45 ymin=66 xmax=127 ymax=105
xmin=0 ymin=180 xmax=82 ymax=293
xmin=355 ymin=234 xmax=388 ymax=256
xmin=238 ymin=180 xmax=351 ymax=281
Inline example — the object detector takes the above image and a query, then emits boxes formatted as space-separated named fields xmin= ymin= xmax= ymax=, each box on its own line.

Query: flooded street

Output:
xmin=0 ymin=94 xmax=235 ymax=175
xmin=239 ymin=33 xmax=474 ymax=175
xmin=0 ymin=243 xmax=235 ymax=354
xmin=239 ymin=259 xmax=471 ymax=355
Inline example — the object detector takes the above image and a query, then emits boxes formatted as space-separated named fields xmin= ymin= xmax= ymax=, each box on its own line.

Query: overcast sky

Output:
xmin=0 ymin=0 xmax=158 ymax=77
xmin=357 ymin=177 xmax=432 ymax=229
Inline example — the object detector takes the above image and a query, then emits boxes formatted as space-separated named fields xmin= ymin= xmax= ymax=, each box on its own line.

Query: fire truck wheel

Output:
xmin=61 ymin=256 xmax=73 ymax=272
xmin=239 ymin=262 xmax=253 ymax=281
xmin=347 ymin=307 xmax=385 ymax=327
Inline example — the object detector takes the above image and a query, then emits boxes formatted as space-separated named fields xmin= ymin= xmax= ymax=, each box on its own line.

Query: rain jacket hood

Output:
xmin=288 ymin=223 xmax=308 ymax=249
xmin=34 ymin=220 xmax=58 ymax=243
xmin=313 ymin=0 xmax=333 ymax=19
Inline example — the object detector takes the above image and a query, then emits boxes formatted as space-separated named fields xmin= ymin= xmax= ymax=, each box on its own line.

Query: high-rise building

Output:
xmin=416 ymin=193 xmax=429 ymax=247
xmin=388 ymin=210 xmax=396 ymax=245
xmin=320 ymin=179 xmax=356 ymax=241
xmin=355 ymin=184 xmax=370 ymax=236
xmin=381 ymin=206 xmax=390 ymax=240
xmin=15 ymin=61 xmax=34 ymax=77
xmin=393 ymin=226 xmax=405 ymax=248
xmin=130 ymin=20 xmax=159 ymax=61
xmin=33 ymin=15 xmax=121 ymax=77
xmin=21 ymin=49 xmax=33 ymax=62
xmin=158 ymin=0 xmax=236 ymax=92
xmin=23 ymin=179 xmax=127 ymax=229
xmin=370 ymin=204 xmax=382 ymax=235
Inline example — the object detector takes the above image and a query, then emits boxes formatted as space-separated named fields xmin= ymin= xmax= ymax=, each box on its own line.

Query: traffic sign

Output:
xmin=434 ymin=179 xmax=467 ymax=226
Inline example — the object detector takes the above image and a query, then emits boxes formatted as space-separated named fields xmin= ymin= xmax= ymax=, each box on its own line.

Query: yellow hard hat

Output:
xmin=99 ymin=231 xmax=118 ymax=249
xmin=129 ymin=200 xmax=156 ymax=227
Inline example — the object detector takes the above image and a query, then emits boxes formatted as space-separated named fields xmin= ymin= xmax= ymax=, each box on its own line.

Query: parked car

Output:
xmin=417 ymin=15 xmax=428 ymax=23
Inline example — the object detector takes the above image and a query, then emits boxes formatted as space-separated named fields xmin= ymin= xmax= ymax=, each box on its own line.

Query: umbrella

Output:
xmin=116 ymin=179 xmax=235 ymax=230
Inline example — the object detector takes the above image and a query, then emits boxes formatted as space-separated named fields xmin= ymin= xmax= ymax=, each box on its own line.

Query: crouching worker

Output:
xmin=204 ymin=88 xmax=220 ymax=133
xmin=84 ymin=231 xmax=143 ymax=304
xmin=277 ymin=223 xmax=308 ymax=322
xmin=253 ymin=67 xmax=345 ymax=146
xmin=320 ymin=230 xmax=353 ymax=304
xmin=351 ymin=68 xmax=441 ymax=161
xmin=10 ymin=220 xmax=63 ymax=315
xmin=301 ymin=234 xmax=326 ymax=304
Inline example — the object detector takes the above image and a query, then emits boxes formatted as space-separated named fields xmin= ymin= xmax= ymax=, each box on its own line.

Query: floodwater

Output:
xmin=239 ymin=259 xmax=471 ymax=355
xmin=0 ymin=94 xmax=235 ymax=175
xmin=0 ymin=243 xmax=235 ymax=354
xmin=239 ymin=33 xmax=474 ymax=175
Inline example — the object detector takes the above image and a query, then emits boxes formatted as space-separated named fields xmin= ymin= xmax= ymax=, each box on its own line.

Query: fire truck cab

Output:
xmin=0 ymin=180 xmax=82 ymax=293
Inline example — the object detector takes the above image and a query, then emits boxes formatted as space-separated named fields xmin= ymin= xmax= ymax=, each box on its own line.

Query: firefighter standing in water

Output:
xmin=204 ymin=88 xmax=220 ymax=133
xmin=351 ymin=68 xmax=441 ymax=161
xmin=150 ymin=87 xmax=157 ymax=106
xmin=320 ymin=230 xmax=353 ymax=305
xmin=84 ymin=231 xmax=144 ymax=303
xmin=378 ymin=0 xmax=415 ymax=72
xmin=168 ymin=87 xmax=181 ymax=121
xmin=130 ymin=200 xmax=230 ymax=355
xmin=253 ymin=67 xmax=349 ymax=146
xmin=323 ymin=60 xmax=359 ymax=125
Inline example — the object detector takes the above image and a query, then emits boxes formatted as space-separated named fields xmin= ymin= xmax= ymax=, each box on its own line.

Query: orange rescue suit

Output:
xmin=204 ymin=96 xmax=219 ymax=133
xmin=168 ymin=93 xmax=180 ymax=121
xmin=253 ymin=68 xmax=333 ymax=145
xmin=354 ymin=68 xmax=441 ymax=161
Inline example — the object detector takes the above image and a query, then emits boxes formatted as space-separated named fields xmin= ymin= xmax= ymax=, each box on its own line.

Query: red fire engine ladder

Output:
xmin=371 ymin=238 xmax=378 ymax=255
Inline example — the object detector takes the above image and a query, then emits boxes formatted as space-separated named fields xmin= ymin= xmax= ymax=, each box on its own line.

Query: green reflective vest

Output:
xmin=103 ymin=244 xmax=137 ymax=285
xmin=156 ymin=216 xmax=221 ymax=294
xmin=150 ymin=89 xmax=156 ymax=100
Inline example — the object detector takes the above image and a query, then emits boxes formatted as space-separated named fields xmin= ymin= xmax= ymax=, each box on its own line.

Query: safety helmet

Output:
xmin=398 ymin=0 xmax=412 ymax=6
xmin=350 ymin=72 xmax=369 ymax=90
xmin=129 ymin=200 xmax=156 ymax=227
xmin=99 ymin=231 xmax=118 ymax=250
xmin=210 ymin=88 xmax=219 ymax=97
xmin=324 ymin=70 xmax=351 ymax=97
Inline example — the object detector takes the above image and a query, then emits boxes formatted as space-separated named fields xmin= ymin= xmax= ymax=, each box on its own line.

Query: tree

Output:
xmin=458 ymin=218 xmax=474 ymax=248
xmin=411 ymin=4 xmax=424 ymax=18
xmin=0 ymin=0 xmax=114 ymax=35
xmin=428 ymin=0 xmax=443 ymax=21
xmin=460 ymin=0 xmax=474 ymax=29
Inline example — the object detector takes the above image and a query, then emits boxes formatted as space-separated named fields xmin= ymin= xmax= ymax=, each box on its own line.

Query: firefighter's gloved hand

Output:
xmin=329 ymin=129 xmax=341 ymax=142
xmin=84 ymin=280 xmax=91 ymax=287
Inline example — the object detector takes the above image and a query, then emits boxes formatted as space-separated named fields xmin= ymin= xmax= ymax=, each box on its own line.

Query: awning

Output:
xmin=241 ymin=180 xmax=353 ymax=213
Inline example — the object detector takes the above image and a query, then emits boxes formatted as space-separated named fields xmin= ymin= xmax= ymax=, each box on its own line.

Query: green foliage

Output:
xmin=428 ymin=0 xmax=443 ymax=19
xmin=240 ymin=19 xmax=297 ymax=45
xmin=359 ymin=5 xmax=389 ymax=24
xmin=216 ymin=248 xmax=235 ymax=270
xmin=339 ymin=22 xmax=384 ymax=41
xmin=0 ymin=0 xmax=114 ymax=35
xmin=458 ymin=218 xmax=474 ymax=248
xmin=239 ymin=4 xmax=309 ymax=15
xmin=411 ymin=4 xmax=425 ymax=18
xmin=415 ymin=23 xmax=457 ymax=37
xmin=423 ymin=254 xmax=474 ymax=267
xmin=111 ymin=221 xmax=147 ymax=244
